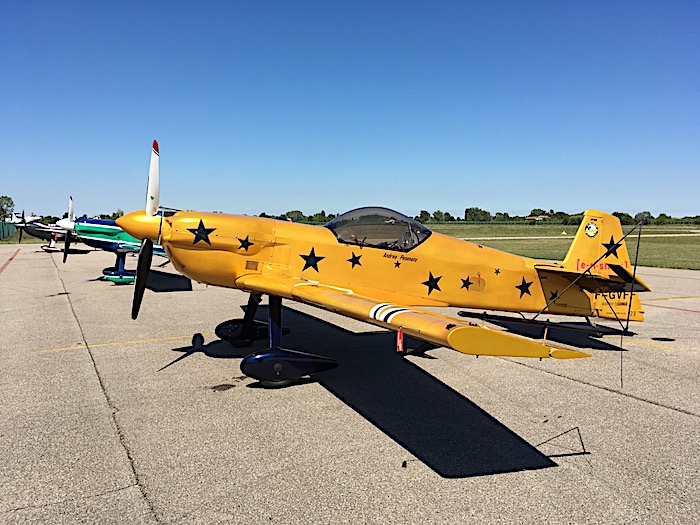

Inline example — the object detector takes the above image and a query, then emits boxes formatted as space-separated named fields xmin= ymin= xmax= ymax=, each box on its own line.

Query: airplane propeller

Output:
xmin=130 ymin=140 xmax=160 ymax=320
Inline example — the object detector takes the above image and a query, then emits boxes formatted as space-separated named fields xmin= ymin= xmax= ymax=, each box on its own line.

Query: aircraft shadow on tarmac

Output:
xmin=36 ymin=247 xmax=93 ymax=255
xmin=146 ymin=270 xmax=192 ymax=292
xmin=485 ymin=320 xmax=627 ymax=352
xmin=86 ymin=269 xmax=192 ymax=291
xmin=65 ymin=247 xmax=93 ymax=255
xmin=162 ymin=306 xmax=561 ymax=479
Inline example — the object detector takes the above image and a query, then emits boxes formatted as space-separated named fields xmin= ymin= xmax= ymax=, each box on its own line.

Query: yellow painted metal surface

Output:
xmin=117 ymin=208 xmax=647 ymax=359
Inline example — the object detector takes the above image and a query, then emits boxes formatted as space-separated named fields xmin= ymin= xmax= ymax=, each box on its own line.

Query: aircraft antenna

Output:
xmin=619 ymin=221 xmax=643 ymax=389
xmin=624 ymin=222 xmax=643 ymax=332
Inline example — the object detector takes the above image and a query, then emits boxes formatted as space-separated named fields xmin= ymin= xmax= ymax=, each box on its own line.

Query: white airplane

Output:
xmin=16 ymin=198 xmax=73 ymax=250
xmin=5 ymin=211 xmax=42 ymax=243
xmin=56 ymin=196 xmax=76 ymax=233
xmin=5 ymin=210 xmax=42 ymax=226
xmin=5 ymin=211 xmax=42 ymax=224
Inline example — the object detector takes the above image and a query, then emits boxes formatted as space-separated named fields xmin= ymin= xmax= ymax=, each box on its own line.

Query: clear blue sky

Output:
xmin=2 ymin=1 xmax=698 ymax=219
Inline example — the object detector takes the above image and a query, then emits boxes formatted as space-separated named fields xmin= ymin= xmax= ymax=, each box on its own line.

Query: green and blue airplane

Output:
xmin=59 ymin=199 xmax=167 ymax=283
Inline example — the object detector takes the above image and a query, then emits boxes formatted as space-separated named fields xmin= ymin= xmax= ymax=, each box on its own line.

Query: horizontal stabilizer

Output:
xmin=535 ymin=266 xmax=649 ymax=293
xmin=607 ymin=264 xmax=651 ymax=292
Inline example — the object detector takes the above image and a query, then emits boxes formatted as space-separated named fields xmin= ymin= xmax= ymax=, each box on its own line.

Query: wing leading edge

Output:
xmin=236 ymin=275 xmax=590 ymax=360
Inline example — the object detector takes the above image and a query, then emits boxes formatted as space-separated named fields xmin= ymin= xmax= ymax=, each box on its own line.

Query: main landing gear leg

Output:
xmin=215 ymin=293 xmax=279 ymax=347
xmin=103 ymin=252 xmax=136 ymax=283
xmin=41 ymin=234 xmax=61 ymax=252
xmin=103 ymin=252 xmax=124 ymax=275
xmin=240 ymin=295 xmax=338 ymax=387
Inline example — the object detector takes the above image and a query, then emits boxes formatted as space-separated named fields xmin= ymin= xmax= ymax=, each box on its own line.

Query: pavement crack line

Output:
xmin=51 ymin=257 xmax=161 ymax=523
xmin=3 ymin=484 xmax=137 ymax=513
xmin=500 ymin=357 xmax=699 ymax=418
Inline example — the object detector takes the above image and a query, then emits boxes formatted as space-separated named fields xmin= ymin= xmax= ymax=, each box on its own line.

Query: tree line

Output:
xmin=2 ymin=194 xmax=698 ymax=226
xmin=262 ymin=207 xmax=700 ymax=225
xmin=0 ymin=195 xmax=125 ymax=225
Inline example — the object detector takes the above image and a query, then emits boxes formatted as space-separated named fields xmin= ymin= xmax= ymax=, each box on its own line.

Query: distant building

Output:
xmin=525 ymin=215 xmax=550 ymax=221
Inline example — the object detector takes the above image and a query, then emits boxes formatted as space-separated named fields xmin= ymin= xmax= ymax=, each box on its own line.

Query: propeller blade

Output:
xmin=63 ymin=230 xmax=72 ymax=263
xmin=18 ymin=210 xmax=26 ymax=243
xmin=147 ymin=139 xmax=163 ymax=244
xmin=146 ymin=140 xmax=160 ymax=216
xmin=131 ymin=238 xmax=153 ymax=320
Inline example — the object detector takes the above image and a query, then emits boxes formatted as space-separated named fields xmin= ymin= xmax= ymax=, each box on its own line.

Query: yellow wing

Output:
xmin=236 ymin=274 xmax=590 ymax=360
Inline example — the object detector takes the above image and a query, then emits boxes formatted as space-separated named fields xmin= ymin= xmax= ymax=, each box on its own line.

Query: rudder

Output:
xmin=562 ymin=210 xmax=633 ymax=276
xmin=562 ymin=210 xmax=648 ymax=322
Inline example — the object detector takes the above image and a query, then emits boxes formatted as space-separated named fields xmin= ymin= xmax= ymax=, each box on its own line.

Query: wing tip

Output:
xmin=550 ymin=348 xmax=591 ymax=359
xmin=152 ymin=139 xmax=159 ymax=155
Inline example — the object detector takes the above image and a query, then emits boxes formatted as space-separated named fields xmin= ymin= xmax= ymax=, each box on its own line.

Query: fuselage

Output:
xmin=76 ymin=218 xmax=166 ymax=256
xmin=118 ymin=207 xmax=594 ymax=317
xmin=23 ymin=223 xmax=66 ymax=241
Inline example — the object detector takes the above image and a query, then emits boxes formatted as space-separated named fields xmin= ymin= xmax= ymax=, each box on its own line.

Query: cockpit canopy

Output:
xmin=324 ymin=207 xmax=431 ymax=252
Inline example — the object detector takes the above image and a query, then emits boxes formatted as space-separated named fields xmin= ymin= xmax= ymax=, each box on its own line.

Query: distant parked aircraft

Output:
xmin=60 ymin=198 xmax=167 ymax=283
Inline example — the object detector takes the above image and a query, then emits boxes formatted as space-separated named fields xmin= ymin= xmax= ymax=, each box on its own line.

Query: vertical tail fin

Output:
xmin=562 ymin=210 xmax=648 ymax=322
xmin=563 ymin=210 xmax=633 ymax=276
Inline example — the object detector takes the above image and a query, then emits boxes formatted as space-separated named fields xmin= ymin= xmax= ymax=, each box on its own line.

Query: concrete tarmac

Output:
xmin=1 ymin=245 xmax=698 ymax=524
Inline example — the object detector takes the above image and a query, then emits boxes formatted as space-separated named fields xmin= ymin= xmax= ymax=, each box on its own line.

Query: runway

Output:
xmin=1 ymin=245 xmax=698 ymax=523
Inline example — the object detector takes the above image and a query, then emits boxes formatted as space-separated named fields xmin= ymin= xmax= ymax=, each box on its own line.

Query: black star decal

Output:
xmin=237 ymin=235 xmax=253 ymax=251
xmin=515 ymin=277 xmax=533 ymax=298
xmin=187 ymin=220 xmax=216 ymax=245
xmin=422 ymin=272 xmax=442 ymax=295
xmin=461 ymin=276 xmax=473 ymax=291
xmin=549 ymin=290 xmax=559 ymax=302
xmin=347 ymin=252 xmax=362 ymax=268
xmin=602 ymin=236 xmax=622 ymax=258
xmin=394 ymin=261 xmax=401 ymax=268
xmin=494 ymin=268 xmax=501 ymax=275
xmin=299 ymin=247 xmax=325 ymax=272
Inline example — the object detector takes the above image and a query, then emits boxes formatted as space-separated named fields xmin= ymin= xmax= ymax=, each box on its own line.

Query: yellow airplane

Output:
xmin=118 ymin=141 xmax=650 ymax=385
